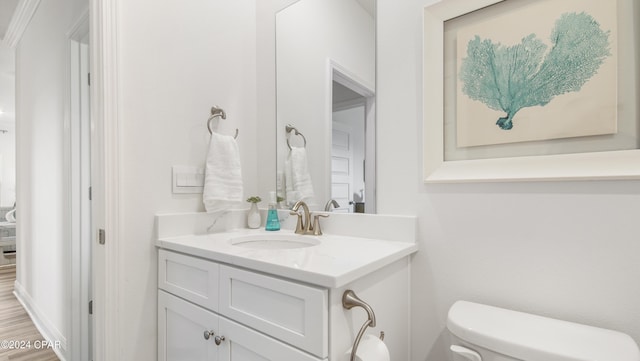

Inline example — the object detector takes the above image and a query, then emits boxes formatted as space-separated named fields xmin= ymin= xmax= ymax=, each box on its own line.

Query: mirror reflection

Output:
xmin=276 ymin=0 xmax=376 ymax=213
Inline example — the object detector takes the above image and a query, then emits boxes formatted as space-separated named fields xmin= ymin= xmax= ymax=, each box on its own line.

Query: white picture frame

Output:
xmin=423 ymin=0 xmax=640 ymax=183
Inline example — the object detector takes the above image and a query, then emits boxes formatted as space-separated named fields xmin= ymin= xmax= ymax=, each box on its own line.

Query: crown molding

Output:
xmin=2 ymin=0 xmax=41 ymax=48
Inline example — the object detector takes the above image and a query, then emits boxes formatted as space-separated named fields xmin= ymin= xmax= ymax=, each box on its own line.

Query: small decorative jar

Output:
xmin=246 ymin=196 xmax=262 ymax=229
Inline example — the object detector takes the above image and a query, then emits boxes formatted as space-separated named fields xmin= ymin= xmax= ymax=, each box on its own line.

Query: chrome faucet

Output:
xmin=324 ymin=199 xmax=340 ymax=212
xmin=290 ymin=200 xmax=329 ymax=235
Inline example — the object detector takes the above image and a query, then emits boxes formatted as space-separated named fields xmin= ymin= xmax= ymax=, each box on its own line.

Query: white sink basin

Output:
xmin=230 ymin=233 xmax=320 ymax=250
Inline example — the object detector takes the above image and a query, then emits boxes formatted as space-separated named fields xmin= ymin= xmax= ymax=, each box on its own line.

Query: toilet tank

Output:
xmin=447 ymin=301 xmax=640 ymax=361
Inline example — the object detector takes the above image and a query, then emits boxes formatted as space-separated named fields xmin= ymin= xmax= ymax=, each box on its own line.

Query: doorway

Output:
xmin=330 ymin=65 xmax=376 ymax=213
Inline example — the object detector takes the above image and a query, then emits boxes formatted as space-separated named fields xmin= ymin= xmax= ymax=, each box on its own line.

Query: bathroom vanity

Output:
xmin=156 ymin=212 xmax=417 ymax=361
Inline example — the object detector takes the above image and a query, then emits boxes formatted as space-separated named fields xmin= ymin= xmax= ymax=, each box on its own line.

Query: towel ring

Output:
xmin=343 ymin=290 xmax=385 ymax=361
xmin=285 ymin=124 xmax=307 ymax=150
xmin=207 ymin=105 xmax=238 ymax=139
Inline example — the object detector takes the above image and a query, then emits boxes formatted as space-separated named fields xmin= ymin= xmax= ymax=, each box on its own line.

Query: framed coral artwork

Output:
xmin=423 ymin=0 xmax=640 ymax=183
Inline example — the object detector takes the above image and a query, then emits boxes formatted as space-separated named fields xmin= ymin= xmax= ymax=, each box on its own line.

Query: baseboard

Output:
xmin=13 ymin=280 xmax=68 ymax=361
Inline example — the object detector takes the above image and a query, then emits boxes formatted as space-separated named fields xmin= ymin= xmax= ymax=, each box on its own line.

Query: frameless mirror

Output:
xmin=276 ymin=0 xmax=376 ymax=213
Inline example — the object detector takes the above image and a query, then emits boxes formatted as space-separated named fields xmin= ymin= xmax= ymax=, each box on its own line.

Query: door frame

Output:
xmin=90 ymin=1 xmax=121 ymax=360
xmin=66 ymin=9 xmax=92 ymax=361
xmin=327 ymin=60 xmax=376 ymax=213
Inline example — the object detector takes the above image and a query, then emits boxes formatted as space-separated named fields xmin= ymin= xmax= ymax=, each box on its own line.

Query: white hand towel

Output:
xmin=284 ymin=147 xmax=315 ymax=206
xmin=203 ymin=132 xmax=243 ymax=213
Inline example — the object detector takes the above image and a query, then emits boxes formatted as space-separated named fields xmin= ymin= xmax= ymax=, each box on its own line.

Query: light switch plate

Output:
xmin=172 ymin=166 xmax=205 ymax=194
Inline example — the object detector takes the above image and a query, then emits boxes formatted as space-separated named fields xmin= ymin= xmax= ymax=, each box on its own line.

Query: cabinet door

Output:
xmin=158 ymin=290 xmax=219 ymax=361
xmin=217 ymin=317 xmax=323 ymax=361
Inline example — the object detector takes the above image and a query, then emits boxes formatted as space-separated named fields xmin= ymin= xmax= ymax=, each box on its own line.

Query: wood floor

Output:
xmin=0 ymin=265 xmax=59 ymax=361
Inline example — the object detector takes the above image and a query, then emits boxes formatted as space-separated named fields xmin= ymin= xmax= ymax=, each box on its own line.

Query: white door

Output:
xmin=331 ymin=123 xmax=354 ymax=213
xmin=158 ymin=291 xmax=219 ymax=361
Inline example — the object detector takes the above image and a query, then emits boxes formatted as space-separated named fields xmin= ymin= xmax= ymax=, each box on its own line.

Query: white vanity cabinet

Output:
xmin=158 ymin=249 xmax=328 ymax=361
xmin=155 ymin=218 xmax=416 ymax=361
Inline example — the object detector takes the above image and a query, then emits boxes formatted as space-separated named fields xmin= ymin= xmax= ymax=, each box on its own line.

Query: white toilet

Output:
xmin=448 ymin=301 xmax=640 ymax=361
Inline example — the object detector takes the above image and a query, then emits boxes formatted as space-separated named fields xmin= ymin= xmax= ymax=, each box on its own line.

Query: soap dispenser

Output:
xmin=265 ymin=191 xmax=281 ymax=231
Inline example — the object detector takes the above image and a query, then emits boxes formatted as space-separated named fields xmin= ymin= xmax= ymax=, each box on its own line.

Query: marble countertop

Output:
xmin=157 ymin=228 xmax=418 ymax=288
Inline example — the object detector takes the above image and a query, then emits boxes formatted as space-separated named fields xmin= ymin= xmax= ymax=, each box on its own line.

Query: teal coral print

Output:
xmin=459 ymin=12 xmax=611 ymax=130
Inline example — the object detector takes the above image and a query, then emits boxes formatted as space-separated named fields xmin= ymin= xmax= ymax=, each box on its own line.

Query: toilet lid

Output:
xmin=447 ymin=301 xmax=640 ymax=361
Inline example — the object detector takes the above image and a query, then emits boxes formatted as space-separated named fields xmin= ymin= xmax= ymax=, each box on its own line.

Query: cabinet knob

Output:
xmin=203 ymin=330 xmax=215 ymax=340
xmin=214 ymin=335 xmax=226 ymax=345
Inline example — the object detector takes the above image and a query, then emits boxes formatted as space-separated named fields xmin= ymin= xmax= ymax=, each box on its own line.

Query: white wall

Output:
xmin=0 ymin=122 xmax=15 ymax=207
xmin=0 ymin=43 xmax=15 ymax=207
xmin=116 ymin=1 xmax=257 ymax=359
xmin=15 ymin=0 xmax=88 ymax=358
xmin=377 ymin=0 xmax=640 ymax=360
xmin=256 ymin=0 xmax=290 ymax=200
